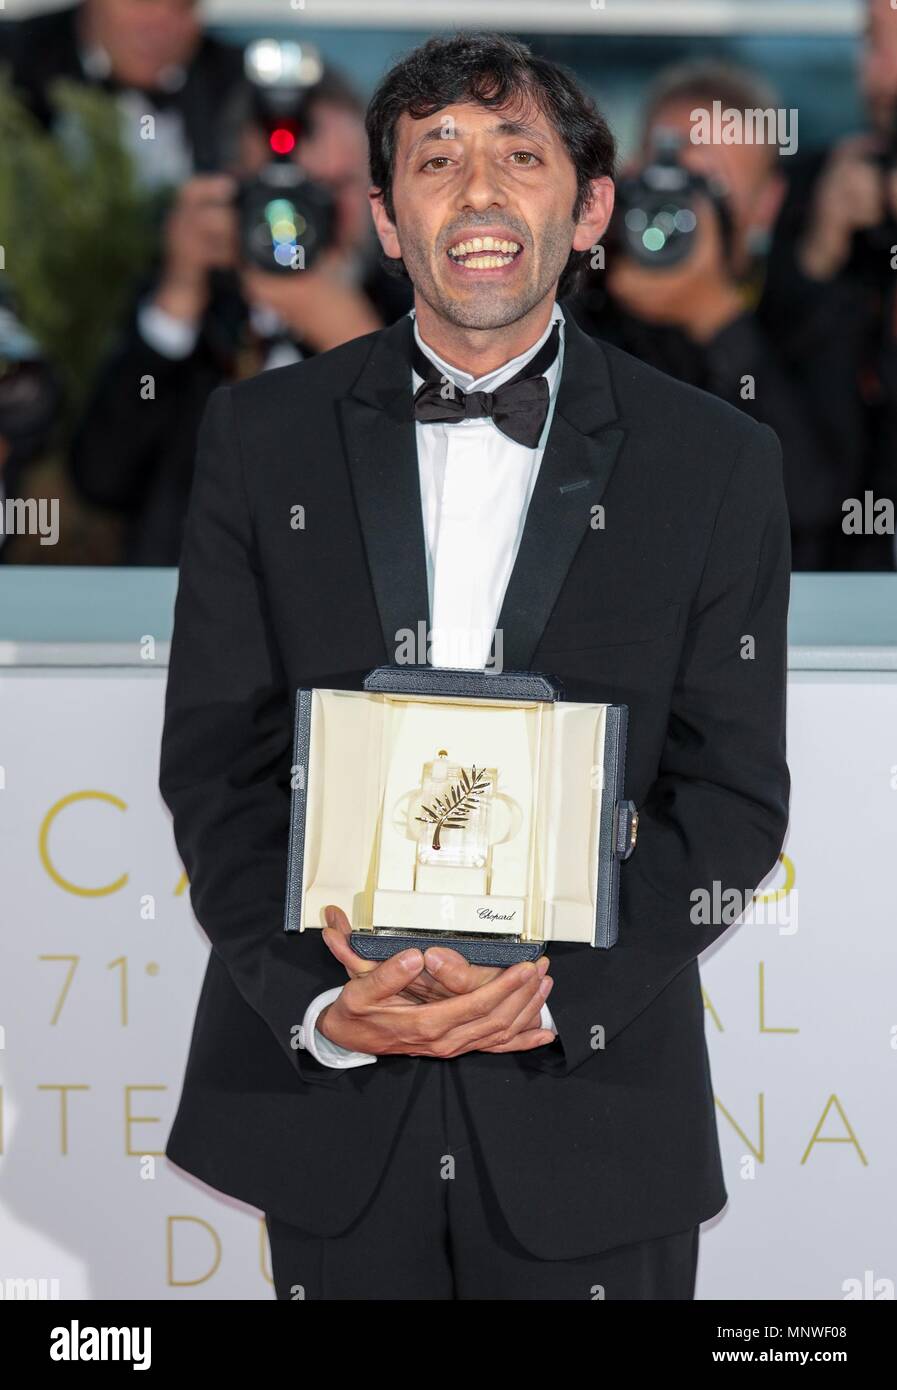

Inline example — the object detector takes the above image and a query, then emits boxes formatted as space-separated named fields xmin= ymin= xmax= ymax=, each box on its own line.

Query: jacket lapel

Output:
xmin=494 ymin=306 xmax=625 ymax=669
xmin=338 ymin=313 xmax=431 ymax=664
xmin=337 ymin=304 xmax=626 ymax=671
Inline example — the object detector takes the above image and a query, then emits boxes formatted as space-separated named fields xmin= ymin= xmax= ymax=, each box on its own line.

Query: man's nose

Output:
xmin=456 ymin=149 xmax=507 ymax=211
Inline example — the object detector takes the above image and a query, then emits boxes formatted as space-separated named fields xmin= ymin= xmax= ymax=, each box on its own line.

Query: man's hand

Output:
xmin=607 ymin=194 xmax=743 ymax=343
xmin=318 ymin=904 xmax=556 ymax=1057
xmin=798 ymin=133 xmax=887 ymax=281
xmin=322 ymin=903 xmax=533 ymax=1003
xmin=154 ymin=174 xmax=239 ymax=323
xmin=239 ymin=249 xmax=381 ymax=352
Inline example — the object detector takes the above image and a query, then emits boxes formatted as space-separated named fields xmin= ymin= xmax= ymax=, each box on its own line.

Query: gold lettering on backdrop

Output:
xmin=39 ymin=791 xmax=128 ymax=897
xmin=39 ymin=956 xmax=134 ymax=1024
xmin=39 ymin=955 xmax=79 ymax=1023
xmin=715 ymin=1092 xmax=765 ymax=1161
xmin=37 ymin=1084 xmax=90 ymax=1155
xmin=801 ymin=1095 xmax=869 ymax=1166
xmin=702 ymin=986 xmax=723 ymax=1031
xmin=109 ymin=956 xmax=128 ymax=1026
xmin=125 ymin=1086 xmax=166 ymax=1156
xmin=758 ymin=961 xmax=799 ymax=1033
xmin=167 ymin=1216 xmax=222 ymax=1286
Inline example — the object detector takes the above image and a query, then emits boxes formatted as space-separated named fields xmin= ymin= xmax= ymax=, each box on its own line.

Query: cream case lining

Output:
xmin=298 ymin=688 xmax=608 ymax=945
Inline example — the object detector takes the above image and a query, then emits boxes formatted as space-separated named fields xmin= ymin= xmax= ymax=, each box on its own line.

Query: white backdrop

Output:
xmin=0 ymin=669 xmax=895 ymax=1300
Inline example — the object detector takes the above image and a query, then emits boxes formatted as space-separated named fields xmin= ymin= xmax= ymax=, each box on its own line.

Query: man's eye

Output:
xmin=422 ymin=151 xmax=540 ymax=170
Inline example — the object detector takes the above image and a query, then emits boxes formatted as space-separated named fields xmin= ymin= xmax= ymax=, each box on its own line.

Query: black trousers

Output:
xmin=266 ymin=1056 xmax=699 ymax=1301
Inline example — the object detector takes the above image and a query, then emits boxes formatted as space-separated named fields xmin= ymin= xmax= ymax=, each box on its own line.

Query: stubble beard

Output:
xmin=400 ymin=217 xmax=576 ymax=332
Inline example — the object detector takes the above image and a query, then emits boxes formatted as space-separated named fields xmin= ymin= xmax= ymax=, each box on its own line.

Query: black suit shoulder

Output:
xmin=226 ymin=322 xmax=392 ymax=416
xmin=226 ymin=318 xmax=766 ymax=441
xmin=592 ymin=332 xmax=786 ymax=534
xmin=214 ymin=326 xmax=391 ymax=497
xmin=220 ymin=319 xmax=784 ymax=512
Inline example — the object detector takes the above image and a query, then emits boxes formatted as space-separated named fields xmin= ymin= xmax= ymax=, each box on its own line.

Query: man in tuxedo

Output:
xmin=6 ymin=0 xmax=245 ymax=186
xmin=159 ymin=31 xmax=791 ymax=1300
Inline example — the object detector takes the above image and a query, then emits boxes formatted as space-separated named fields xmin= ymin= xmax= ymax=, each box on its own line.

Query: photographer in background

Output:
xmin=70 ymin=54 xmax=412 ymax=566
xmin=6 ymin=0 xmax=245 ymax=188
xmin=763 ymin=0 xmax=897 ymax=570
xmin=570 ymin=61 xmax=847 ymax=571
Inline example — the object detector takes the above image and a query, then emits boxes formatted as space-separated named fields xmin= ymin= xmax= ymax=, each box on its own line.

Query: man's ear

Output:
xmin=369 ymin=187 xmax=402 ymax=259
xmin=571 ymin=175 xmax=615 ymax=254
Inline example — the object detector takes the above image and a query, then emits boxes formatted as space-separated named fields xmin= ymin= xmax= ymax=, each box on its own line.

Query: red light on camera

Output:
xmin=270 ymin=128 xmax=296 ymax=156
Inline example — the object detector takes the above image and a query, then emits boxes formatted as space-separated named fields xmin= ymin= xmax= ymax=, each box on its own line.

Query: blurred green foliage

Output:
xmin=0 ymin=71 xmax=165 ymax=433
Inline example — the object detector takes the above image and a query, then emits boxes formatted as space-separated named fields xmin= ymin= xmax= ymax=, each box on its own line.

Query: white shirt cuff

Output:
xmin=137 ymin=300 xmax=200 ymax=359
xmin=298 ymin=986 xmax=377 ymax=1069
xmin=540 ymin=1002 xmax=557 ymax=1035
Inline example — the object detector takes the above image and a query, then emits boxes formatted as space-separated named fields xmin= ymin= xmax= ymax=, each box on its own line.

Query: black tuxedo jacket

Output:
xmin=69 ymin=266 xmax=413 ymax=566
xmin=159 ymin=303 xmax=791 ymax=1260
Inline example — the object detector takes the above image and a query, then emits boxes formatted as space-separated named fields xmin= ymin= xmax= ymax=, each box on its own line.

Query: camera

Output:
xmin=609 ymin=128 xmax=733 ymax=270
xmin=237 ymin=40 xmax=337 ymax=275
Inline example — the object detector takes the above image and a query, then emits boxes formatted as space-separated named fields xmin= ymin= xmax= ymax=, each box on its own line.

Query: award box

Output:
xmin=283 ymin=665 xmax=638 ymax=966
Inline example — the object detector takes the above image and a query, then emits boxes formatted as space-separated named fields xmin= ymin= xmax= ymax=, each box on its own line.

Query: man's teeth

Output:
xmin=456 ymin=254 xmax=516 ymax=268
xmin=448 ymin=236 xmax=521 ymax=268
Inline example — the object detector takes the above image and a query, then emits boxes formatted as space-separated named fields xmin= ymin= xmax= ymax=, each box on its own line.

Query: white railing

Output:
xmin=0 ymin=0 xmax=866 ymax=38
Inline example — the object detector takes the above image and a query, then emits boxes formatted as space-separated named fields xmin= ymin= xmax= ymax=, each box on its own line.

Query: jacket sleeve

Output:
xmin=158 ymin=384 xmax=348 ymax=1081
xmin=530 ymin=420 xmax=792 ymax=1077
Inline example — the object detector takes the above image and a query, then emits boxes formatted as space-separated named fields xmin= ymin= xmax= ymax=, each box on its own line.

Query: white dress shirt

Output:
xmin=78 ymin=42 xmax=194 ymax=193
xmin=297 ymin=302 xmax=566 ymax=1066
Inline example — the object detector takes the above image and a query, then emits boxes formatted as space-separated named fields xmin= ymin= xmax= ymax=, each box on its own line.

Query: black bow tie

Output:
xmin=411 ymin=321 xmax=560 ymax=449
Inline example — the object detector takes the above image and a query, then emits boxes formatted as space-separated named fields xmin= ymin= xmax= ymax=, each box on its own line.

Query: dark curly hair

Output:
xmin=365 ymin=31 xmax=616 ymax=298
